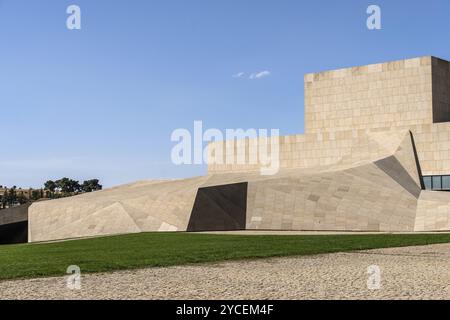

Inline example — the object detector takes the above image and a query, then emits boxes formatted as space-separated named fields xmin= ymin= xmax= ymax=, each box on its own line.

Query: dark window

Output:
xmin=442 ymin=176 xmax=450 ymax=190
xmin=422 ymin=175 xmax=450 ymax=191
xmin=423 ymin=176 xmax=432 ymax=190
xmin=433 ymin=176 xmax=442 ymax=189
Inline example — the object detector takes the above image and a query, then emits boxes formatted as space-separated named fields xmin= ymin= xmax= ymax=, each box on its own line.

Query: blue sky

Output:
xmin=0 ymin=0 xmax=449 ymax=188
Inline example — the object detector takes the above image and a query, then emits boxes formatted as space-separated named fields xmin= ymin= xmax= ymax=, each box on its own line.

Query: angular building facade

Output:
xmin=28 ymin=56 xmax=450 ymax=242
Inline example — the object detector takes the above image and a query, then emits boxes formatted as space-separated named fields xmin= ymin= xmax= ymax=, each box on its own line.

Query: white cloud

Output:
xmin=249 ymin=70 xmax=271 ymax=80
xmin=232 ymin=72 xmax=245 ymax=78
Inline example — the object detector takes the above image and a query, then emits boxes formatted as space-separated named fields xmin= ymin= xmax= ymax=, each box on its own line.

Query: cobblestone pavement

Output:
xmin=1 ymin=243 xmax=449 ymax=300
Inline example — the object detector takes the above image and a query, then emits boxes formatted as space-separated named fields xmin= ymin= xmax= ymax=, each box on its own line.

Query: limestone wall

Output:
xmin=208 ymin=56 xmax=450 ymax=176
xmin=304 ymin=57 xmax=434 ymax=134
xmin=207 ymin=129 xmax=408 ymax=174
xmin=416 ymin=191 xmax=450 ymax=231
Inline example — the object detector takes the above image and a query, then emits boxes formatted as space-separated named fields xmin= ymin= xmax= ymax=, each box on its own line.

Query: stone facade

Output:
xmin=305 ymin=57 xmax=434 ymax=133
xmin=27 ymin=56 xmax=450 ymax=242
xmin=207 ymin=57 xmax=450 ymax=177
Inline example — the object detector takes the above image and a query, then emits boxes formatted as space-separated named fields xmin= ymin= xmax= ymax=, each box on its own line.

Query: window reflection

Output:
xmin=423 ymin=175 xmax=450 ymax=191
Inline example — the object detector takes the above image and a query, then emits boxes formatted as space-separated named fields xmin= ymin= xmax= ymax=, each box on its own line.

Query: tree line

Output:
xmin=0 ymin=187 xmax=30 ymax=209
xmin=44 ymin=178 xmax=102 ymax=197
xmin=0 ymin=178 xmax=102 ymax=210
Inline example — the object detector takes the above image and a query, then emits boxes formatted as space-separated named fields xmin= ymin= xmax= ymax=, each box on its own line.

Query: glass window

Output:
xmin=423 ymin=176 xmax=432 ymax=190
xmin=442 ymin=176 xmax=450 ymax=190
xmin=433 ymin=176 xmax=442 ymax=190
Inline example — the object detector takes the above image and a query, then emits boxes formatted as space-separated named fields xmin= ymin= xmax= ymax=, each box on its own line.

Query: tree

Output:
xmin=8 ymin=187 xmax=17 ymax=205
xmin=0 ymin=194 xmax=7 ymax=209
xmin=44 ymin=180 xmax=57 ymax=193
xmin=31 ymin=190 xmax=41 ymax=201
xmin=55 ymin=178 xmax=81 ymax=194
xmin=17 ymin=194 xmax=27 ymax=205
xmin=0 ymin=186 xmax=19 ymax=207
xmin=81 ymin=179 xmax=102 ymax=193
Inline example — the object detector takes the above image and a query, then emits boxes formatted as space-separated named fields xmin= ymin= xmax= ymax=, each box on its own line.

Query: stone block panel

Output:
xmin=416 ymin=191 xmax=450 ymax=231
xmin=304 ymin=56 xmax=434 ymax=133
xmin=246 ymin=162 xmax=418 ymax=232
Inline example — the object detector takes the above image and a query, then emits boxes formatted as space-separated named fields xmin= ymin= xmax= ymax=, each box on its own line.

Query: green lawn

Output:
xmin=0 ymin=232 xmax=450 ymax=281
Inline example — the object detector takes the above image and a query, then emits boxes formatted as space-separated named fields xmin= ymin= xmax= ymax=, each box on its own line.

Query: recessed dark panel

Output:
xmin=0 ymin=204 xmax=29 ymax=245
xmin=0 ymin=221 xmax=28 ymax=245
xmin=187 ymin=182 xmax=248 ymax=232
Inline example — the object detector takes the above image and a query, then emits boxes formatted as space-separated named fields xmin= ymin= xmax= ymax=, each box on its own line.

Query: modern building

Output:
xmin=26 ymin=56 xmax=450 ymax=243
